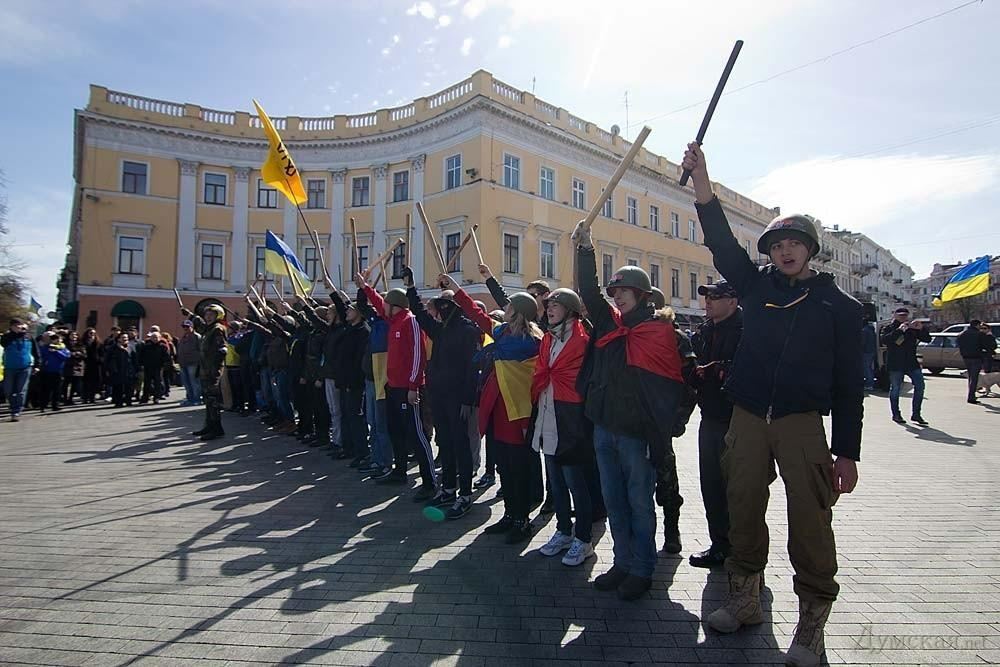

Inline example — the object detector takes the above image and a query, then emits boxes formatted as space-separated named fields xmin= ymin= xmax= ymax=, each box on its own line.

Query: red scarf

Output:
xmin=531 ymin=320 xmax=589 ymax=404
xmin=595 ymin=310 xmax=682 ymax=382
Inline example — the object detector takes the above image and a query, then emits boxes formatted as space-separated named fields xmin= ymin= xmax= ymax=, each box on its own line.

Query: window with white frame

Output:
xmin=351 ymin=245 xmax=369 ymax=273
xmin=352 ymin=176 xmax=370 ymax=207
xmin=689 ymin=219 xmax=697 ymax=243
xmin=117 ymin=236 xmax=144 ymax=274
xmin=707 ymin=274 xmax=714 ymax=286
xmin=201 ymin=243 xmax=224 ymax=280
xmin=204 ymin=173 xmax=226 ymax=205
xmin=257 ymin=179 xmax=277 ymax=208
xmin=602 ymin=253 xmax=614 ymax=285
xmin=503 ymin=233 xmax=519 ymax=274
xmin=392 ymin=242 xmax=406 ymax=278
xmin=572 ymin=178 xmax=586 ymax=210
xmin=627 ymin=197 xmax=638 ymax=225
xmin=671 ymin=268 xmax=680 ymax=298
xmin=303 ymin=247 xmax=319 ymax=281
xmin=445 ymin=154 xmax=462 ymax=190
xmin=503 ymin=154 xmax=520 ymax=190
xmin=539 ymin=167 xmax=554 ymax=200
xmin=254 ymin=246 xmax=272 ymax=280
xmin=393 ymin=171 xmax=409 ymax=202
xmin=627 ymin=257 xmax=639 ymax=266
xmin=650 ymin=263 xmax=660 ymax=288
xmin=602 ymin=189 xmax=613 ymax=218
xmin=122 ymin=161 xmax=147 ymax=195
xmin=649 ymin=205 xmax=659 ymax=232
xmin=445 ymin=232 xmax=462 ymax=272
xmin=540 ymin=240 xmax=555 ymax=278
xmin=668 ymin=212 xmax=679 ymax=237
xmin=690 ymin=272 xmax=698 ymax=299
xmin=307 ymin=179 xmax=326 ymax=209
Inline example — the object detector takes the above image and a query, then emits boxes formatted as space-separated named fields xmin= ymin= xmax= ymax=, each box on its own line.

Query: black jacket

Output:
xmin=879 ymin=321 xmax=930 ymax=372
xmin=690 ymin=308 xmax=743 ymax=422
xmin=103 ymin=345 xmax=136 ymax=384
xmin=696 ymin=196 xmax=864 ymax=461
xmin=137 ymin=341 xmax=170 ymax=371
xmin=407 ymin=286 xmax=481 ymax=402
xmin=958 ymin=326 xmax=993 ymax=360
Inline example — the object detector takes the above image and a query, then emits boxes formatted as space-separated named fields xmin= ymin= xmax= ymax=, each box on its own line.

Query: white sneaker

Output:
xmin=561 ymin=538 xmax=594 ymax=566
xmin=539 ymin=530 xmax=574 ymax=557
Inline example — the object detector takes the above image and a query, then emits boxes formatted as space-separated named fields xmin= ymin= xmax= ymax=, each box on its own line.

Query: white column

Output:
xmin=372 ymin=164 xmax=388 ymax=259
xmin=230 ymin=167 xmax=250 ymax=289
xmin=176 ymin=159 xmax=199 ymax=288
xmin=330 ymin=169 xmax=346 ymax=282
xmin=409 ymin=154 xmax=426 ymax=287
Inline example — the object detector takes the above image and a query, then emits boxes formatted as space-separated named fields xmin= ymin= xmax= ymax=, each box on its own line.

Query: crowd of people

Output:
xmin=12 ymin=141 xmax=957 ymax=666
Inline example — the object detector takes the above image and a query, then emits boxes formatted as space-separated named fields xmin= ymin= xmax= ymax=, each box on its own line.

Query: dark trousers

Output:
xmin=39 ymin=372 xmax=62 ymax=409
xmin=141 ymin=368 xmax=163 ymax=402
xmin=966 ymin=358 xmax=984 ymax=401
xmin=431 ymin=394 xmax=473 ymax=496
xmin=111 ymin=383 xmax=128 ymax=407
xmin=529 ymin=447 xmax=544 ymax=505
xmin=546 ymin=453 xmax=593 ymax=543
xmin=312 ymin=382 xmax=330 ymax=442
xmin=240 ymin=362 xmax=256 ymax=411
xmin=385 ymin=386 xmax=435 ymax=488
xmin=340 ymin=386 xmax=368 ymax=458
xmin=63 ymin=376 xmax=81 ymax=403
xmin=227 ymin=368 xmax=244 ymax=411
xmin=699 ymin=417 xmax=731 ymax=551
xmin=493 ymin=435 xmax=534 ymax=521
xmin=293 ymin=377 xmax=313 ymax=433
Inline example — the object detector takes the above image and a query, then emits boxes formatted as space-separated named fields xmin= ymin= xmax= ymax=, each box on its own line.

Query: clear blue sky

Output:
xmin=2 ymin=0 xmax=998 ymax=313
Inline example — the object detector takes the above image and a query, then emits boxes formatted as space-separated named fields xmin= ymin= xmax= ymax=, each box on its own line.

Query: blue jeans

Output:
xmin=546 ymin=454 xmax=593 ymax=544
xmin=365 ymin=379 xmax=392 ymax=468
xmin=594 ymin=425 xmax=657 ymax=578
xmin=257 ymin=367 xmax=274 ymax=412
xmin=180 ymin=364 xmax=202 ymax=403
xmin=4 ymin=367 xmax=31 ymax=417
xmin=889 ymin=368 xmax=925 ymax=418
xmin=272 ymin=369 xmax=294 ymax=420
xmin=862 ymin=353 xmax=875 ymax=389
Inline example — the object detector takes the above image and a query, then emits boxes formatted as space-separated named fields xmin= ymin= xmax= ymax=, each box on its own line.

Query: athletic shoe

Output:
xmin=375 ymin=471 xmax=406 ymax=485
xmin=412 ymin=484 xmax=437 ymax=502
xmin=504 ymin=519 xmax=533 ymax=544
xmin=425 ymin=488 xmax=456 ymax=507
xmin=911 ymin=415 xmax=929 ymax=426
xmin=349 ymin=456 xmax=369 ymax=469
xmin=483 ymin=515 xmax=514 ymax=535
xmin=561 ymin=538 xmax=595 ymax=567
xmin=444 ymin=495 xmax=472 ymax=520
xmin=473 ymin=474 xmax=495 ymax=490
xmin=538 ymin=530 xmax=574 ymax=557
xmin=372 ymin=466 xmax=397 ymax=481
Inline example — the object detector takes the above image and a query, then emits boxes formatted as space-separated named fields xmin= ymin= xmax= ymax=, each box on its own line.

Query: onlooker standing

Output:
xmin=980 ymin=323 xmax=997 ymax=373
xmin=38 ymin=333 xmax=71 ymax=411
xmin=138 ymin=332 xmax=169 ymax=404
xmin=958 ymin=319 xmax=992 ymax=405
xmin=177 ymin=320 xmax=202 ymax=406
xmin=104 ymin=332 xmax=135 ymax=407
xmin=63 ymin=330 xmax=86 ymax=405
xmin=879 ymin=308 xmax=930 ymax=425
xmin=861 ymin=320 xmax=877 ymax=391
xmin=81 ymin=328 xmax=102 ymax=404
xmin=2 ymin=318 xmax=39 ymax=421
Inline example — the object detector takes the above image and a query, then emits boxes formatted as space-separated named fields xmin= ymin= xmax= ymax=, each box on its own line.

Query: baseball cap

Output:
xmin=697 ymin=280 xmax=737 ymax=299
xmin=182 ymin=320 xmax=193 ymax=327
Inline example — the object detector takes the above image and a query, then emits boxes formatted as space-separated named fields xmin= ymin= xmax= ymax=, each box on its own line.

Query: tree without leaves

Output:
xmin=0 ymin=169 xmax=31 ymax=325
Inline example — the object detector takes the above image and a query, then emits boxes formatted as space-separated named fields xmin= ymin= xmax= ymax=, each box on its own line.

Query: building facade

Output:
xmin=910 ymin=257 xmax=1000 ymax=327
xmin=824 ymin=230 xmax=914 ymax=322
xmin=58 ymin=70 xmax=780 ymax=333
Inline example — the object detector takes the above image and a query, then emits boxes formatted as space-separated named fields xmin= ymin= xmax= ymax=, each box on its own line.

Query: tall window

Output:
xmin=689 ymin=219 xmax=697 ymax=243
xmin=201 ymin=243 xmax=223 ymax=280
xmin=671 ymin=211 xmax=680 ymax=237
xmin=671 ymin=268 xmax=680 ymax=298
xmin=707 ymin=274 xmax=714 ymax=287
xmin=117 ymin=236 xmax=144 ymax=274
xmin=445 ymin=232 xmax=462 ymax=272
xmin=572 ymin=178 xmax=586 ymax=210
xmin=627 ymin=197 xmax=638 ymax=225
xmin=503 ymin=154 xmax=520 ymax=190
xmin=254 ymin=246 xmax=268 ymax=279
xmin=539 ymin=167 xmax=555 ymax=200
xmin=122 ymin=161 xmax=147 ymax=195
xmin=690 ymin=272 xmax=698 ymax=299
xmin=351 ymin=245 xmax=369 ymax=273
xmin=503 ymin=233 xmax=519 ymax=274
xmin=649 ymin=205 xmax=660 ymax=232
xmin=352 ymin=177 xmax=370 ymax=207
xmin=393 ymin=171 xmax=409 ymax=202
xmin=307 ymin=179 xmax=326 ymax=209
xmin=204 ymin=173 xmax=226 ymax=205
xmin=540 ymin=240 xmax=555 ymax=278
xmin=445 ymin=154 xmax=462 ymax=190
xmin=303 ymin=247 xmax=319 ymax=281
xmin=257 ymin=179 xmax=277 ymax=208
xmin=650 ymin=263 xmax=660 ymax=288
xmin=626 ymin=257 xmax=639 ymax=267
xmin=602 ymin=189 xmax=613 ymax=218
xmin=602 ymin=253 xmax=613 ymax=285
xmin=392 ymin=242 xmax=406 ymax=278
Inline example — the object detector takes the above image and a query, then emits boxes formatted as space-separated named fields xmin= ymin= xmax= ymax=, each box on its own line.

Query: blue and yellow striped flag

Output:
xmin=932 ymin=256 xmax=990 ymax=308
xmin=265 ymin=230 xmax=311 ymax=293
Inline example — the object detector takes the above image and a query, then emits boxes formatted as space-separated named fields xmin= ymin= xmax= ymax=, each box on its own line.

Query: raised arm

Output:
xmin=402 ymin=267 xmax=441 ymax=337
xmin=442 ymin=274 xmax=494 ymax=335
xmin=478 ymin=264 xmax=510 ymax=308
xmin=570 ymin=225 xmax=615 ymax=336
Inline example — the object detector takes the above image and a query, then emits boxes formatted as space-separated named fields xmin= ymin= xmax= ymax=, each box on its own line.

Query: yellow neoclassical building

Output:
xmin=59 ymin=69 xmax=776 ymax=332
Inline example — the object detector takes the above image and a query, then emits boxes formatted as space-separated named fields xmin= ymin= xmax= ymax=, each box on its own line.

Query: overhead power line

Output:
xmin=630 ymin=0 xmax=984 ymax=128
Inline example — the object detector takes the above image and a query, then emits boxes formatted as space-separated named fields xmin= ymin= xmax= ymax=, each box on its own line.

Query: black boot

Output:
xmin=192 ymin=423 xmax=211 ymax=436
xmin=663 ymin=512 xmax=682 ymax=555
xmin=200 ymin=422 xmax=225 ymax=441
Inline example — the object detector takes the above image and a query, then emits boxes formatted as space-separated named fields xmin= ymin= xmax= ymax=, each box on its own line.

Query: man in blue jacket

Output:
xmin=683 ymin=143 xmax=862 ymax=667
xmin=2 ymin=318 xmax=39 ymax=421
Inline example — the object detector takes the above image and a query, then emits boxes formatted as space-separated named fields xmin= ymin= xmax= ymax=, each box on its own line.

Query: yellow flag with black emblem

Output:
xmin=252 ymin=99 xmax=307 ymax=206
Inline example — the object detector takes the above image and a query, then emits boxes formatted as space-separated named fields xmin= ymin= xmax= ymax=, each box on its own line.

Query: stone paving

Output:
xmin=1 ymin=373 xmax=998 ymax=666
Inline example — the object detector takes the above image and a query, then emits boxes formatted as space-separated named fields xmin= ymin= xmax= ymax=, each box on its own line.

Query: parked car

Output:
xmin=940 ymin=322 xmax=1000 ymax=336
xmin=917 ymin=332 xmax=1000 ymax=374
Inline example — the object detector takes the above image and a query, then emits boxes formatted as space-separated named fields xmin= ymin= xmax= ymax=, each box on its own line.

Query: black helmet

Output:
xmin=606 ymin=265 xmax=652 ymax=297
xmin=758 ymin=214 xmax=820 ymax=258
xmin=384 ymin=288 xmax=408 ymax=309
xmin=650 ymin=287 xmax=666 ymax=309
xmin=543 ymin=288 xmax=583 ymax=315
xmin=508 ymin=292 xmax=538 ymax=321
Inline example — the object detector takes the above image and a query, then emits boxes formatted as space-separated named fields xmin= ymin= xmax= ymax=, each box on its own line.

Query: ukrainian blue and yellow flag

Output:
xmin=932 ymin=256 xmax=991 ymax=308
xmin=29 ymin=297 xmax=43 ymax=314
xmin=265 ymin=230 xmax=311 ymax=293
xmin=488 ymin=325 xmax=539 ymax=421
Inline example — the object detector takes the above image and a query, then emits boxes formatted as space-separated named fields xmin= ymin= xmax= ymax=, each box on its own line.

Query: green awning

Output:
xmin=60 ymin=300 xmax=79 ymax=323
xmin=110 ymin=299 xmax=145 ymax=318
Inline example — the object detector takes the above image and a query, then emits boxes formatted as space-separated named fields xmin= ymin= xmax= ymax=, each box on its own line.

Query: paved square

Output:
xmin=1 ymin=373 xmax=998 ymax=666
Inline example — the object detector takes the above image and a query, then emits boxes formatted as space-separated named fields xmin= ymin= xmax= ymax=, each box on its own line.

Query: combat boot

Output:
xmin=784 ymin=598 xmax=832 ymax=666
xmin=662 ymin=511 xmax=682 ymax=554
xmin=706 ymin=571 xmax=764 ymax=633
xmin=200 ymin=423 xmax=225 ymax=441
xmin=192 ymin=422 xmax=211 ymax=436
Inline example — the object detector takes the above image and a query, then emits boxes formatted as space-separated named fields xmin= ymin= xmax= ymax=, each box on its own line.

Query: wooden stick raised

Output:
xmin=173 ymin=288 xmax=185 ymax=309
xmin=363 ymin=238 xmax=405 ymax=280
xmin=405 ymin=213 xmax=412 ymax=267
xmin=445 ymin=224 xmax=479 ymax=273
xmin=248 ymin=284 xmax=267 ymax=311
xmin=311 ymin=229 xmax=334 ymax=288
xmin=281 ymin=254 xmax=304 ymax=300
xmin=349 ymin=217 xmax=361 ymax=277
xmin=415 ymin=201 xmax=447 ymax=273
xmin=470 ymin=226 xmax=484 ymax=265
xmin=579 ymin=125 xmax=652 ymax=233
